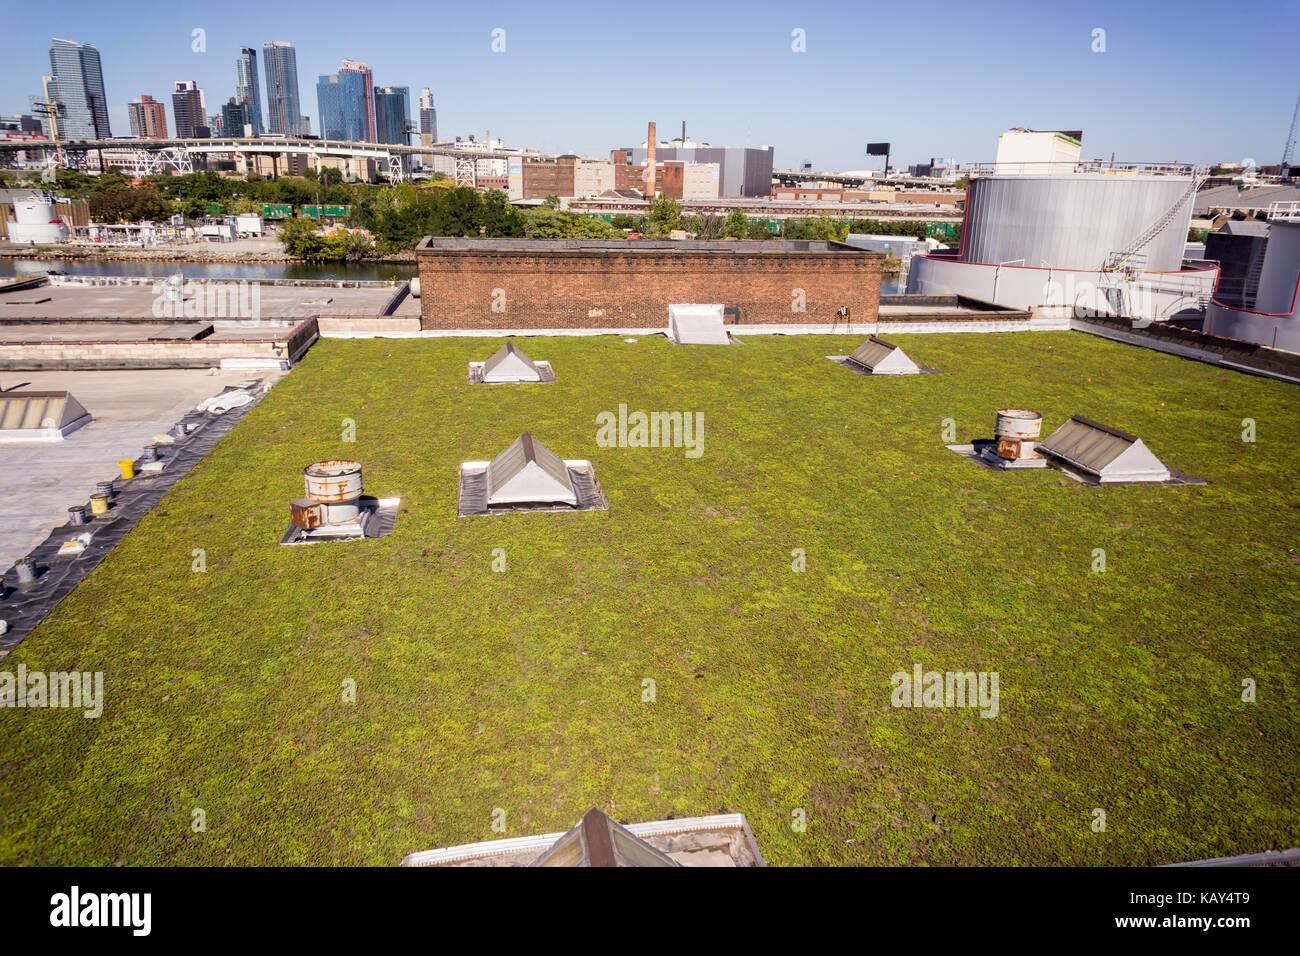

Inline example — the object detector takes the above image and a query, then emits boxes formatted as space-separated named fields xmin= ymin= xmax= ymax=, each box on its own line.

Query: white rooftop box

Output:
xmin=668 ymin=303 xmax=730 ymax=345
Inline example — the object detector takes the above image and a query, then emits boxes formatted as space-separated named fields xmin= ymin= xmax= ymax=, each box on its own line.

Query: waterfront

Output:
xmin=0 ymin=256 xmax=902 ymax=292
xmin=0 ymin=257 xmax=418 ymax=282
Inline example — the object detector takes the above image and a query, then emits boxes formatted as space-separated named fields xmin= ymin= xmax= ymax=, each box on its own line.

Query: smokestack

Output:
xmin=647 ymin=121 xmax=656 ymax=199
xmin=681 ymin=120 xmax=685 ymax=142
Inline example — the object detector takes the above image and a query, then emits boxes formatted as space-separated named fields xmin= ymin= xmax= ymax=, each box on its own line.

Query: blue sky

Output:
xmin=5 ymin=0 xmax=1298 ymax=170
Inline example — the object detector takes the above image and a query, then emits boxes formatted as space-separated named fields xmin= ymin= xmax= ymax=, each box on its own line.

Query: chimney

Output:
xmin=646 ymin=121 xmax=656 ymax=199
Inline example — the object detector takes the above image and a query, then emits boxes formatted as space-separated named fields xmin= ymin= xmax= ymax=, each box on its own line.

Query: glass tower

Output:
xmin=374 ymin=86 xmax=410 ymax=145
xmin=47 ymin=38 xmax=111 ymax=139
xmin=235 ymin=47 xmax=264 ymax=135
xmin=262 ymin=41 xmax=302 ymax=136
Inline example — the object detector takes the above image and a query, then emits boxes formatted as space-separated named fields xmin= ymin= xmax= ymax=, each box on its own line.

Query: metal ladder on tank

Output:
xmin=1240 ymin=241 xmax=1268 ymax=308
xmin=1102 ymin=171 xmax=1207 ymax=276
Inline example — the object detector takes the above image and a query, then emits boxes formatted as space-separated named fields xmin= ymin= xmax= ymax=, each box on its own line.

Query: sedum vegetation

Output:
xmin=0 ymin=331 xmax=1296 ymax=865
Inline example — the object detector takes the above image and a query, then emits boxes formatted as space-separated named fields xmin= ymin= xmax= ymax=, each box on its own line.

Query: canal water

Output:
xmin=0 ymin=257 xmax=903 ymax=293
xmin=0 ymin=258 xmax=417 ymax=282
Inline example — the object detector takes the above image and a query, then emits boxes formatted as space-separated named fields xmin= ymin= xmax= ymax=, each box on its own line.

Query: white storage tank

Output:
xmin=1255 ymin=220 xmax=1300 ymax=315
xmin=7 ymin=199 xmax=68 ymax=244
xmin=959 ymin=174 xmax=1195 ymax=272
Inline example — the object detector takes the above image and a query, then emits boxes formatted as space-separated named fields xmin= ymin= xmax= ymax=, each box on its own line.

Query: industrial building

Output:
xmin=993 ymin=128 xmax=1083 ymax=174
xmin=907 ymin=151 xmax=1217 ymax=325
xmin=1204 ymin=202 xmax=1300 ymax=351
xmin=614 ymin=122 xmax=774 ymax=198
xmin=519 ymin=155 xmax=615 ymax=200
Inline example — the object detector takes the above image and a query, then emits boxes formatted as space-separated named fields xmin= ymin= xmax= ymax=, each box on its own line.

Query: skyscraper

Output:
xmin=46 ymin=38 xmax=111 ymax=139
xmin=419 ymin=88 xmax=437 ymax=143
xmin=172 ymin=81 xmax=208 ymax=138
xmin=262 ymin=41 xmax=303 ymax=136
xmin=316 ymin=61 xmax=374 ymax=142
xmin=235 ymin=47 xmax=264 ymax=135
xmin=222 ymin=97 xmax=250 ymax=138
xmin=127 ymin=94 xmax=167 ymax=138
xmin=374 ymin=86 xmax=410 ymax=145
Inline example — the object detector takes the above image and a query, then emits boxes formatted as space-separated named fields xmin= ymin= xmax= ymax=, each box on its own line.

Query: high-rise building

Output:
xmin=419 ymin=88 xmax=437 ymax=143
xmin=127 ymin=94 xmax=167 ymax=138
xmin=317 ymin=61 xmax=374 ymax=142
xmin=222 ymin=98 xmax=251 ymax=138
xmin=172 ymin=81 xmax=209 ymax=138
xmin=262 ymin=41 xmax=303 ymax=136
xmin=375 ymin=86 xmax=410 ymax=177
xmin=46 ymin=38 xmax=111 ymax=139
xmin=374 ymin=86 xmax=410 ymax=145
xmin=235 ymin=47 xmax=264 ymax=135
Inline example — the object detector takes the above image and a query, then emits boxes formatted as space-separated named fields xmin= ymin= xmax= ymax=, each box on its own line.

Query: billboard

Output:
xmin=866 ymin=143 xmax=891 ymax=156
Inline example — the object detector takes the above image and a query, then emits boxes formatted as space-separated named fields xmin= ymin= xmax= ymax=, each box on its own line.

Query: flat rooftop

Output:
xmin=418 ymin=237 xmax=882 ymax=254
xmin=1 ymin=330 xmax=1295 ymax=866
xmin=0 ymin=281 xmax=401 ymax=321
xmin=0 ymin=366 xmax=285 ymax=572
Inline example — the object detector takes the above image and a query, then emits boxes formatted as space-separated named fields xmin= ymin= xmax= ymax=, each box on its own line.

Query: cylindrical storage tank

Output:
xmin=960 ymin=174 xmax=1195 ymax=272
xmin=8 ymin=199 xmax=67 ymax=244
xmin=1255 ymin=220 xmax=1300 ymax=315
xmin=995 ymin=409 xmax=1043 ymax=441
xmin=13 ymin=199 xmax=55 ymax=225
xmin=303 ymin=460 xmax=364 ymax=503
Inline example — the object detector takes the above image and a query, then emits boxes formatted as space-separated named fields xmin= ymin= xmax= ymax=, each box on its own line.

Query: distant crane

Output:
xmin=1283 ymin=89 xmax=1300 ymax=168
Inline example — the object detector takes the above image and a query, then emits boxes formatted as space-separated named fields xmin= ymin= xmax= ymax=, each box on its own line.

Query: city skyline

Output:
xmin=2 ymin=1 xmax=1299 ymax=170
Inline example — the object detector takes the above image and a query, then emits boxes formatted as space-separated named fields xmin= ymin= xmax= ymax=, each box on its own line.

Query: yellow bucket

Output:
xmin=118 ymin=459 xmax=135 ymax=480
xmin=89 ymin=493 xmax=109 ymax=516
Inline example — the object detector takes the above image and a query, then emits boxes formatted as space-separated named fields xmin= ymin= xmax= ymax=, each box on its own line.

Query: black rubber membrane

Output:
xmin=0 ymin=382 xmax=270 ymax=656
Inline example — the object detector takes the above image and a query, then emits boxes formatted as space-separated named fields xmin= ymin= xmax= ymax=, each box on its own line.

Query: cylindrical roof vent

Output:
xmin=303 ymin=460 xmax=364 ymax=503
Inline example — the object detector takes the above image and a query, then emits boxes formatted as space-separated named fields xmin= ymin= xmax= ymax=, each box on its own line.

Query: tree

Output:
xmin=276 ymin=217 xmax=343 ymax=259
xmin=543 ymin=194 xmax=560 ymax=208
xmin=86 ymin=188 xmax=172 ymax=223
xmin=181 ymin=197 xmax=210 ymax=221
xmin=479 ymin=190 xmax=527 ymax=237
xmin=744 ymin=219 xmax=771 ymax=240
xmin=689 ymin=214 xmax=726 ymax=240
xmin=725 ymin=208 xmax=748 ymax=239
xmin=610 ymin=214 xmax=638 ymax=230
xmin=524 ymin=208 xmax=625 ymax=239
xmin=648 ymin=195 xmax=682 ymax=235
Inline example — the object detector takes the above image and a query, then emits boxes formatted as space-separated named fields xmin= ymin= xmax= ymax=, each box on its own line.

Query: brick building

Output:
xmin=414 ymin=238 xmax=883 ymax=330
xmin=610 ymin=151 xmax=720 ymax=200
xmin=521 ymin=155 xmax=615 ymax=199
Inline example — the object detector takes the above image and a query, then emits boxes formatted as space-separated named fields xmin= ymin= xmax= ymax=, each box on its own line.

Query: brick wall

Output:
xmin=415 ymin=239 xmax=883 ymax=330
